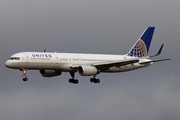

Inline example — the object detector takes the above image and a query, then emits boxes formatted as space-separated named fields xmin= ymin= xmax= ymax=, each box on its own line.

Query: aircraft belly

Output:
xmin=17 ymin=62 xmax=54 ymax=69
xmin=14 ymin=62 xmax=73 ymax=71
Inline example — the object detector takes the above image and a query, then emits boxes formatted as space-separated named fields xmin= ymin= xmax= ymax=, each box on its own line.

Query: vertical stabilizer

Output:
xmin=127 ymin=27 xmax=155 ymax=57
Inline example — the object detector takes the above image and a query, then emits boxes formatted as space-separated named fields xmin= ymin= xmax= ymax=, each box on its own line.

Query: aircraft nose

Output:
xmin=5 ymin=60 xmax=11 ymax=68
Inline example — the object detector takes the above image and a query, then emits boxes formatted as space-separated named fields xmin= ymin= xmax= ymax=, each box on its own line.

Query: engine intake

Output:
xmin=78 ymin=66 xmax=99 ymax=76
xmin=39 ymin=70 xmax=61 ymax=77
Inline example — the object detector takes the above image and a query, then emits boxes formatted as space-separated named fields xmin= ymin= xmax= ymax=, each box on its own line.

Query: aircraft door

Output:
xmin=54 ymin=54 xmax=58 ymax=64
xmin=25 ymin=54 xmax=30 ymax=63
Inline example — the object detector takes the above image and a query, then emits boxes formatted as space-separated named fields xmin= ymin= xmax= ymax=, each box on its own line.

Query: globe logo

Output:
xmin=128 ymin=39 xmax=147 ymax=57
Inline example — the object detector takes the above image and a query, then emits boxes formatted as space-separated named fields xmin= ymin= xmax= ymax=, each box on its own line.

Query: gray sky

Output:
xmin=0 ymin=0 xmax=180 ymax=120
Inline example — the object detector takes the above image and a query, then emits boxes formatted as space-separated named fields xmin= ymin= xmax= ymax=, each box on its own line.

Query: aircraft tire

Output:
xmin=69 ymin=78 xmax=73 ymax=83
xmin=75 ymin=79 xmax=79 ymax=84
xmin=96 ymin=79 xmax=100 ymax=83
xmin=23 ymin=77 xmax=28 ymax=81
xmin=90 ymin=78 xmax=94 ymax=82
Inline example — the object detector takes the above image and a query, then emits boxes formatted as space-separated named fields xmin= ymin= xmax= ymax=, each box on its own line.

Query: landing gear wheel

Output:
xmin=90 ymin=78 xmax=100 ymax=83
xmin=23 ymin=77 xmax=28 ymax=81
xmin=73 ymin=79 xmax=79 ymax=84
xmin=75 ymin=79 xmax=79 ymax=84
xmin=90 ymin=78 xmax=94 ymax=82
xmin=69 ymin=78 xmax=79 ymax=84
xmin=96 ymin=79 xmax=100 ymax=83
xmin=69 ymin=78 xmax=73 ymax=83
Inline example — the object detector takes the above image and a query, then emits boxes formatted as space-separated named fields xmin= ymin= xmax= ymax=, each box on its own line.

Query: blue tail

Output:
xmin=127 ymin=27 xmax=155 ymax=57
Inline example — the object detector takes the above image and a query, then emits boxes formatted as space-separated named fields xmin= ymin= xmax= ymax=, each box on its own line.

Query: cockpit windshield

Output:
xmin=10 ymin=57 xmax=20 ymax=60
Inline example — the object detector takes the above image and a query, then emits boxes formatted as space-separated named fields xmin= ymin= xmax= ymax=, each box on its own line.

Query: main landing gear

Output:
xmin=68 ymin=72 xmax=100 ymax=84
xmin=21 ymin=69 xmax=28 ymax=81
xmin=90 ymin=74 xmax=100 ymax=83
xmin=90 ymin=77 xmax=100 ymax=83
xmin=69 ymin=72 xmax=79 ymax=84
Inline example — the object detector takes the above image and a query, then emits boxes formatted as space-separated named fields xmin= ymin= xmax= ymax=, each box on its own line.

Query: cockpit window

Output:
xmin=10 ymin=57 xmax=20 ymax=60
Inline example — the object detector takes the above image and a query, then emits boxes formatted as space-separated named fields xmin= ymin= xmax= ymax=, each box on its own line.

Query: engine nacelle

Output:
xmin=39 ymin=70 xmax=62 ymax=77
xmin=78 ymin=66 xmax=99 ymax=76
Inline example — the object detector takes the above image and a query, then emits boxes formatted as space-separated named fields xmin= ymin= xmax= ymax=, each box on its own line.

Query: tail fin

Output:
xmin=127 ymin=27 xmax=155 ymax=57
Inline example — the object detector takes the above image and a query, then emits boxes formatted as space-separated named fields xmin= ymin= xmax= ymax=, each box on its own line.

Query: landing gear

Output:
xmin=90 ymin=78 xmax=100 ymax=83
xmin=69 ymin=78 xmax=79 ymax=84
xmin=69 ymin=72 xmax=79 ymax=84
xmin=23 ymin=77 xmax=28 ymax=81
xmin=20 ymin=69 xmax=28 ymax=81
xmin=68 ymin=72 xmax=101 ymax=84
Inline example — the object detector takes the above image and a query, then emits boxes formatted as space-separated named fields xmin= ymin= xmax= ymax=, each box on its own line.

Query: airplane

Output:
xmin=5 ymin=27 xmax=171 ymax=84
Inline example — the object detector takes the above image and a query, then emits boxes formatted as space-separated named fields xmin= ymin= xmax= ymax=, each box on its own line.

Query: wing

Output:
xmin=71 ymin=58 xmax=139 ymax=70
xmin=92 ymin=58 xmax=139 ymax=68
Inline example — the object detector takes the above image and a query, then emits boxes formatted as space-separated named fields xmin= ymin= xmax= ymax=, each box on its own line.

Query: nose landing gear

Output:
xmin=23 ymin=77 xmax=28 ymax=81
xmin=20 ymin=69 xmax=28 ymax=81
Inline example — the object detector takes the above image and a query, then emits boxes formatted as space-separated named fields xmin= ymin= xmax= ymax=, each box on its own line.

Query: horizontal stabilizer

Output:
xmin=139 ymin=58 xmax=172 ymax=64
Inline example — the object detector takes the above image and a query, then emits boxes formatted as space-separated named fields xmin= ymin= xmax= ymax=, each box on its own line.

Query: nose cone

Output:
xmin=5 ymin=60 xmax=11 ymax=68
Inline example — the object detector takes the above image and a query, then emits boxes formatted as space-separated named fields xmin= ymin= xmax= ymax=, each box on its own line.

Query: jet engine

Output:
xmin=78 ymin=66 xmax=99 ymax=76
xmin=39 ymin=70 xmax=62 ymax=77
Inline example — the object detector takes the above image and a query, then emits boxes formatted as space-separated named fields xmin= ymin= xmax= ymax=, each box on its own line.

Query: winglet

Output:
xmin=150 ymin=44 xmax=164 ymax=57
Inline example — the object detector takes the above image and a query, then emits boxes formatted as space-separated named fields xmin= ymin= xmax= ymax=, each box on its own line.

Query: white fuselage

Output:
xmin=5 ymin=52 xmax=152 ymax=73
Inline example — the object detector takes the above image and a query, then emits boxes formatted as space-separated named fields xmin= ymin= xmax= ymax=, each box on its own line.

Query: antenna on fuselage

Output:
xmin=43 ymin=49 xmax=46 ymax=52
